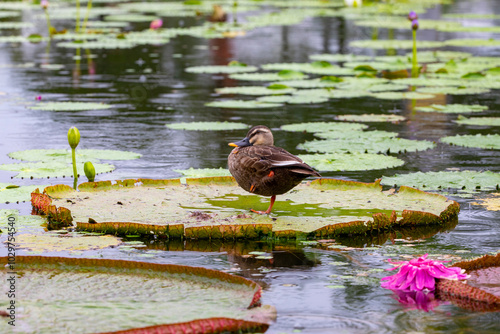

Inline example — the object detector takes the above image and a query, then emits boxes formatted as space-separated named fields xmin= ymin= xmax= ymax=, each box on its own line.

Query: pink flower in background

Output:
xmin=41 ymin=0 xmax=49 ymax=9
xmin=36 ymin=96 xmax=42 ymax=101
xmin=150 ymin=19 xmax=163 ymax=30
xmin=381 ymin=254 xmax=470 ymax=292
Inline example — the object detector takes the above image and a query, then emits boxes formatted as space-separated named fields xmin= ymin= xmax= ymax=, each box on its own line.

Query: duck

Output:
xmin=228 ymin=125 xmax=321 ymax=214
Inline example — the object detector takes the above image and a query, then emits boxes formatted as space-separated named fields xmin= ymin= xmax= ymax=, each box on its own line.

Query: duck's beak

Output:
xmin=229 ymin=137 xmax=252 ymax=148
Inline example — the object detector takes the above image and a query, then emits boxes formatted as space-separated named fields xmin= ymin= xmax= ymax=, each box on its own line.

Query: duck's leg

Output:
xmin=251 ymin=195 xmax=276 ymax=215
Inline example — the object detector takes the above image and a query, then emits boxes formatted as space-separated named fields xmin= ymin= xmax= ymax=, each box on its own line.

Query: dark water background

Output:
xmin=1 ymin=0 xmax=500 ymax=333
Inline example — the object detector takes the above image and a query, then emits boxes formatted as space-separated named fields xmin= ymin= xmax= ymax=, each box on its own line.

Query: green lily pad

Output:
xmin=445 ymin=38 xmax=500 ymax=47
xmin=370 ymin=91 xmax=436 ymax=100
xmin=335 ymin=114 xmax=406 ymax=123
xmin=441 ymin=134 xmax=500 ymax=150
xmin=0 ymin=22 xmax=33 ymax=29
xmin=415 ymin=104 xmax=488 ymax=114
xmin=174 ymin=168 xmax=232 ymax=177
xmin=261 ymin=63 xmax=354 ymax=76
xmin=0 ymin=256 xmax=270 ymax=333
xmin=0 ymin=183 xmax=48 ymax=203
xmin=454 ymin=117 xmax=500 ymax=127
xmin=28 ymin=102 xmax=113 ymax=111
xmin=57 ymin=38 xmax=138 ymax=49
xmin=349 ymin=40 xmax=445 ymax=50
xmin=185 ymin=65 xmax=258 ymax=74
xmin=0 ymin=161 xmax=115 ymax=179
xmin=8 ymin=149 xmax=141 ymax=163
xmin=298 ymin=137 xmax=436 ymax=154
xmin=299 ymin=153 xmax=405 ymax=171
xmin=281 ymin=122 xmax=368 ymax=133
xmin=309 ymin=54 xmax=373 ymax=63
xmin=165 ymin=122 xmax=249 ymax=131
xmin=105 ymin=14 xmax=160 ymax=22
xmin=314 ymin=130 xmax=399 ymax=140
xmin=205 ymin=100 xmax=283 ymax=109
xmin=381 ymin=171 xmax=500 ymax=192
xmin=229 ymin=70 xmax=307 ymax=81
xmin=34 ymin=177 xmax=459 ymax=239
xmin=215 ymin=86 xmax=296 ymax=96
xmin=416 ymin=86 xmax=490 ymax=95
xmin=293 ymin=88 xmax=371 ymax=99
xmin=268 ymin=78 xmax=342 ymax=88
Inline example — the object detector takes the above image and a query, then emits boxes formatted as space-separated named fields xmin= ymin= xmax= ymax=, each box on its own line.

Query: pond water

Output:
xmin=1 ymin=0 xmax=500 ymax=333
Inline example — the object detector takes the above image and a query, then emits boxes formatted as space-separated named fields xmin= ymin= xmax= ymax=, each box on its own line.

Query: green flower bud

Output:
xmin=67 ymin=127 xmax=80 ymax=149
xmin=84 ymin=161 xmax=96 ymax=182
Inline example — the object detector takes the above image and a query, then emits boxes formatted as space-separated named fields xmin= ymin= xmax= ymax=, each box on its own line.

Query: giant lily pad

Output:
xmin=8 ymin=149 xmax=142 ymax=163
xmin=454 ymin=116 xmax=500 ymax=127
xmin=298 ymin=137 xmax=436 ymax=154
xmin=215 ymin=86 xmax=296 ymax=96
xmin=165 ymin=122 xmax=249 ymax=131
xmin=441 ymin=134 xmax=500 ymax=150
xmin=28 ymin=101 xmax=113 ymax=111
xmin=0 ymin=256 xmax=271 ymax=333
xmin=0 ymin=183 xmax=49 ymax=203
xmin=205 ymin=100 xmax=283 ymax=109
xmin=416 ymin=104 xmax=488 ymax=114
xmin=31 ymin=177 xmax=459 ymax=239
xmin=185 ymin=64 xmax=259 ymax=74
xmin=381 ymin=171 xmax=500 ymax=192
xmin=281 ymin=122 xmax=368 ymax=133
xmin=0 ymin=161 xmax=115 ymax=179
xmin=299 ymin=153 xmax=405 ymax=171
xmin=335 ymin=114 xmax=406 ymax=123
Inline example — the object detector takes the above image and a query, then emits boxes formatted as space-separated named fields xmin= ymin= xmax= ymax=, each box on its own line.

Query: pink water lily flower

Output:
xmin=381 ymin=254 xmax=470 ymax=292
xmin=150 ymin=19 xmax=163 ymax=30
xmin=41 ymin=0 xmax=49 ymax=9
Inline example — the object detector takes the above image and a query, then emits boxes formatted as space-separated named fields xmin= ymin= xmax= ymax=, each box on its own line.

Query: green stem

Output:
xmin=76 ymin=0 xmax=81 ymax=33
xmin=43 ymin=8 xmax=53 ymax=37
xmin=82 ymin=0 xmax=92 ymax=32
xmin=72 ymin=147 xmax=78 ymax=189
xmin=412 ymin=29 xmax=418 ymax=78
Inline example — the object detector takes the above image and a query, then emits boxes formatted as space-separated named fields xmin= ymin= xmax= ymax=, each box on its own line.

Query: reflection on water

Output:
xmin=0 ymin=0 xmax=500 ymax=333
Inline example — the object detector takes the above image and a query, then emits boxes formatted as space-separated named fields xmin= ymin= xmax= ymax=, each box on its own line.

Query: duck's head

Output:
xmin=229 ymin=125 xmax=274 ymax=147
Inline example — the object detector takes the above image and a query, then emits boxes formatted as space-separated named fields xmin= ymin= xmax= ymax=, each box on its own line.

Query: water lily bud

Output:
xmin=84 ymin=161 xmax=96 ymax=182
xmin=67 ymin=127 xmax=80 ymax=149
xmin=41 ymin=0 xmax=49 ymax=9
xmin=408 ymin=11 xmax=418 ymax=21
xmin=149 ymin=19 xmax=163 ymax=30
xmin=411 ymin=19 xmax=419 ymax=30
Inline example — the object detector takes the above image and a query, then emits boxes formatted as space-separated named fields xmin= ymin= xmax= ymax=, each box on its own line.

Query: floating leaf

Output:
xmin=14 ymin=232 xmax=122 ymax=253
xmin=299 ymin=153 xmax=405 ymax=171
xmin=35 ymin=177 xmax=459 ymax=239
xmin=310 ymin=54 xmax=372 ymax=63
xmin=29 ymin=102 xmax=113 ymax=111
xmin=0 ymin=256 xmax=270 ymax=333
xmin=174 ymin=168 xmax=232 ymax=177
xmin=261 ymin=62 xmax=354 ymax=76
xmin=441 ymin=134 xmax=500 ymax=150
xmin=0 ymin=161 xmax=115 ymax=179
xmin=216 ymin=86 xmax=295 ymax=96
xmin=186 ymin=65 xmax=258 ymax=74
xmin=445 ymin=38 xmax=500 ymax=48
xmin=335 ymin=114 xmax=406 ymax=123
xmin=105 ymin=14 xmax=160 ymax=22
xmin=454 ymin=117 xmax=500 ymax=127
xmin=381 ymin=171 xmax=500 ymax=192
xmin=298 ymin=137 xmax=436 ymax=154
xmin=350 ymin=40 xmax=445 ymax=50
xmin=314 ymin=130 xmax=398 ymax=140
xmin=370 ymin=91 xmax=435 ymax=100
xmin=0 ymin=183 xmax=48 ymax=203
xmin=416 ymin=104 xmax=488 ymax=114
xmin=8 ymin=149 xmax=141 ymax=163
xmin=205 ymin=100 xmax=283 ymax=109
xmin=416 ymin=86 xmax=490 ymax=95
xmin=165 ymin=122 xmax=249 ymax=131
xmin=471 ymin=193 xmax=500 ymax=211
xmin=281 ymin=122 xmax=368 ymax=133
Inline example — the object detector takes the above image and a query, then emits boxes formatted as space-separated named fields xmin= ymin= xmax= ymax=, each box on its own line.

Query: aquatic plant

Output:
xmin=408 ymin=11 xmax=419 ymax=77
xmin=67 ymin=127 xmax=80 ymax=189
xmin=150 ymin=18 xmax=163 ymax=30
xmin=82 ymin=0 xmax=93 ymax=31
xmin=84 ymin=161 xmax=95 ymax=182
xmin=381 ymin=254 xmax=469 ymax=292
xmin=40 ymin=0 xmax=54 ymax=37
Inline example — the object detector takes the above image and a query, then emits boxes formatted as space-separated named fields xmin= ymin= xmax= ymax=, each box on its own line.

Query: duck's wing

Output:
xmin=250 ymin=146 xmax=321 ymax=177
